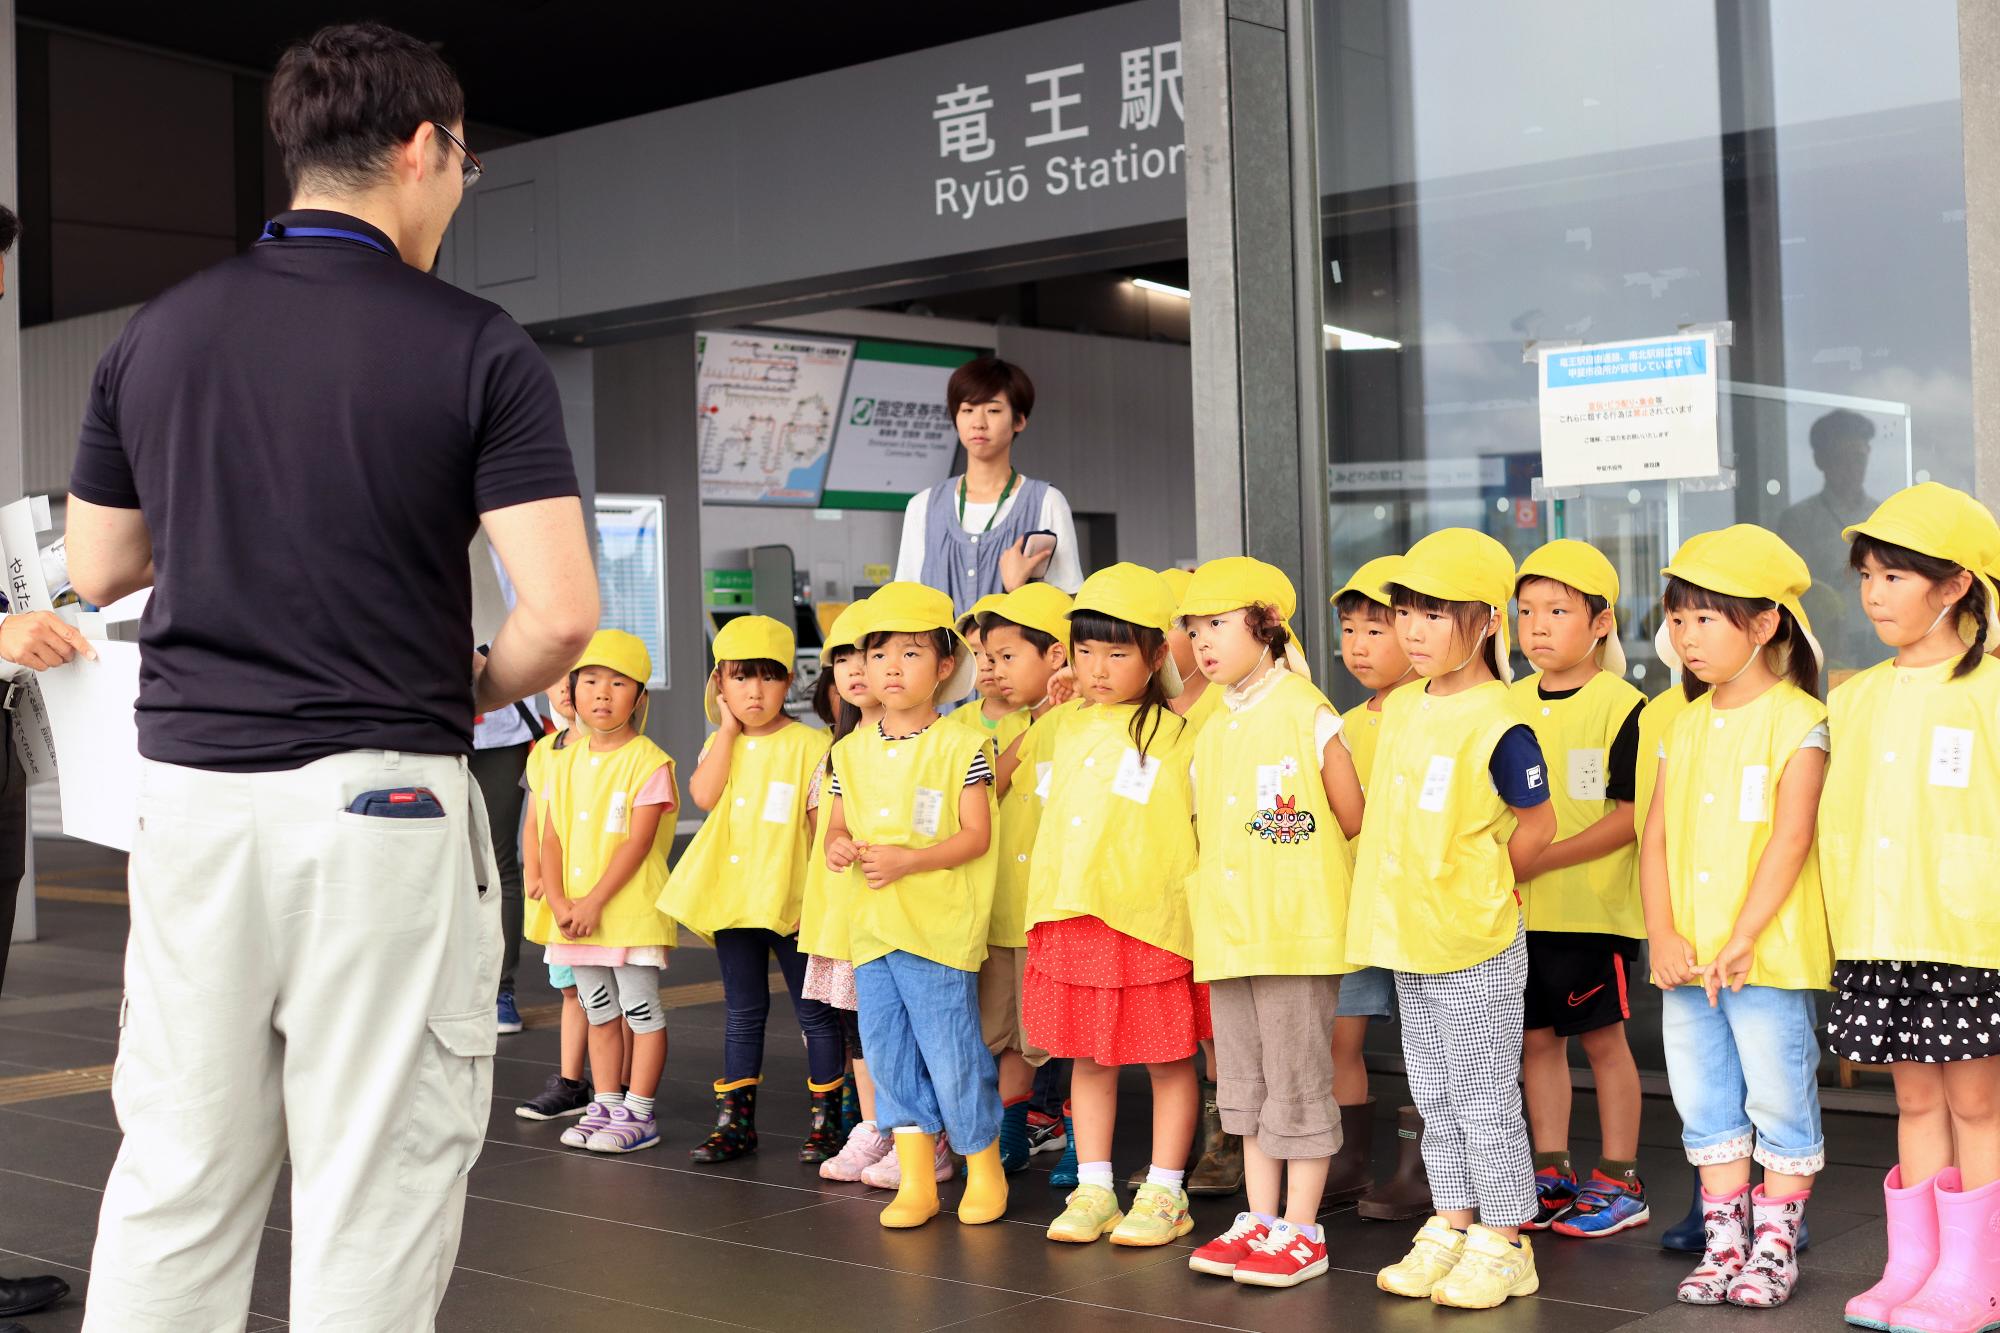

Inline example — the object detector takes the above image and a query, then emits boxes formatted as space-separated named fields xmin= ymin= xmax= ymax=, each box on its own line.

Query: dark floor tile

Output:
xmin=0 ymin=1105 xmax=126 ymax=1189
xmin=1613 ymin=1275 xmax=1856 ymax=1332
xmin=431 ymin=1265 xmax=644 ymax=1329
xmin=0 ymin=1168 xmax=104 ymax=1269
xmin=0 ymin=1026 xmax=109 ymax=1073
xmin=0 ymin=1004 xmax=123 ymax=1046
xmin=465 ymin=1149 xmax=840 ymax=1240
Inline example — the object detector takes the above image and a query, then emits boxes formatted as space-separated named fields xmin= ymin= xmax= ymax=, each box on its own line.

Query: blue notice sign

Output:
xmin=1544 ymin=338 xmax=1708 ymax=390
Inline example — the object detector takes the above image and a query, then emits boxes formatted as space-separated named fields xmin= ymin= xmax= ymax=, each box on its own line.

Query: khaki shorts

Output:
xmin=977 ymin=946 xmax=1050 ymax=1067
xmin=1210 ymin=973 xmax=1341 ymax=1159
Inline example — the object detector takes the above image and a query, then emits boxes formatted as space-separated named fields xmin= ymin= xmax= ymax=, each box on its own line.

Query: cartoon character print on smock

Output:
xmin=1243 ymin=755 xmax=1315 ymax=844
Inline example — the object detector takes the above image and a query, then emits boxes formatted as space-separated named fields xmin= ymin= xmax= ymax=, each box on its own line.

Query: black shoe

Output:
xmin=515 ymin=1072 xmax=592 ymax=1121
xmin=0 ymin=1273 xmax=70 ymax=1316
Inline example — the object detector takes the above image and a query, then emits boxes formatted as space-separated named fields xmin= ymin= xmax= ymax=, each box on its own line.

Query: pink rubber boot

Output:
xmin=1846 ymin=1168 xmax=1950 ymax=1330
xmin=1890 ymin=1171 xmax=2000 ymax=1333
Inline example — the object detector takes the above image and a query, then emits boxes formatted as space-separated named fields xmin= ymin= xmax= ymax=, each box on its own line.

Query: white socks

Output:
xmin=624 ymin=1090 xmax=654 ymax=1119
xmin=1078 ymin=1161 xmax=1115 ymax=1190
xmin=1146 ymin=1165 xmax=1186 ymax=1191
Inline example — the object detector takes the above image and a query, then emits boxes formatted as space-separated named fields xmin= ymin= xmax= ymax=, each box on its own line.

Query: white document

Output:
xmin=761 ymin=780 xmax=798 ymax=824
xmin=36 ymin=640 xmax=142 ymax=852
xmin=1738 ymin=764 xmax=1770 ymax=823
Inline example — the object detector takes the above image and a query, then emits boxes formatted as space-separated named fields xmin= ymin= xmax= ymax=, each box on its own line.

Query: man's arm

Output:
xmin=477 ymin=496 xmax=598 ymax=714
xmin=64 ymin=497 xmax=155 ymax=607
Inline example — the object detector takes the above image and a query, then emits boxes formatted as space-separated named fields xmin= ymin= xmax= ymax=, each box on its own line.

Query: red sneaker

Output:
xmin=1188 ymin=1212 xmax=1269 ymax=1277
xmin=1233 ymin=1220 xmax=1330 ymax=1288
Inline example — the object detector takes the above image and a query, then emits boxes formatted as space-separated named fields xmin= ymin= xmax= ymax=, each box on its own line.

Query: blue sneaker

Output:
xmin=1522 ymin=1167 xmax=1578 ymax=1231
xmin=999 ymin=1101 xmax=1032 ymax=1173
xmin=1050 ymin=1109 xmax=1078 ymax=1190
xmin=496 ymin=990 xmax=523 ymax=1034
xmin=1553 ymin=1170 xmax=1651 ymax=1238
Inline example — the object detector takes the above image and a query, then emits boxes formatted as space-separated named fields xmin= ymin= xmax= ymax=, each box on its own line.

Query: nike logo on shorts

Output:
xmin=1567 ymin=985 xmax=1606 ymax=1007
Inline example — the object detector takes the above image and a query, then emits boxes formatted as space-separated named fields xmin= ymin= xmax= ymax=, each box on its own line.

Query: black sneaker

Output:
xmin=1522 ymin=1167 xmax=1579 ymax=1231
xmin=516 ymin=1073 xmax=592 ymax=1121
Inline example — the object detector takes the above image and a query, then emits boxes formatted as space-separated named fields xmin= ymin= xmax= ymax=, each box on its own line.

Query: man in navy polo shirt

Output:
xmin=64 ymin=23 xmax=597 ymax=1331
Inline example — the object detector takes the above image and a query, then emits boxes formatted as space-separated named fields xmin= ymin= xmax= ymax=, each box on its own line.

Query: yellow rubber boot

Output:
xmin=958 ymin=1142 xmax=1009 ymax=1225
xmin=879 ymin=1129 xmax=942 ymax=1229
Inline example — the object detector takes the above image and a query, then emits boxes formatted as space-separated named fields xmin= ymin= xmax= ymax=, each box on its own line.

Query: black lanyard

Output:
xmin=257 ymin=219 xmax=392 ymax=257
xmin=957 ymin=469 xmax=1018 ymax=533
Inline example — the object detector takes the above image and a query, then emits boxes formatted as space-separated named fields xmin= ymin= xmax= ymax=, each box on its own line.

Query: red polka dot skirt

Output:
xmin=1024 ymin=915 xmax=1211 ymax=1066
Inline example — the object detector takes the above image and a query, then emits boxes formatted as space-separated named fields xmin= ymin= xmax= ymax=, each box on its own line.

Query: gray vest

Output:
xmin=919 ymin=475 xmax=1051 ymax=619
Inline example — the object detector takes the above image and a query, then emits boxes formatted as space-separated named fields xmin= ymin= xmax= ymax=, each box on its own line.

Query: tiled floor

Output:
xmin=1 ymin=838 xmax=1895 ymax=1331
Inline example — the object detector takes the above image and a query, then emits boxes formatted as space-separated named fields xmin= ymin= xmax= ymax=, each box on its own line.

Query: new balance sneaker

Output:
xmin=1026 ymin=1108 xmax=1066 ymax=1157
xmin=585 ymin=1103 xmax=660 ymax=1154
xmin=559 ymin=1098 xmax=617 ymax=1149
xmin=1553 ymin=1170 xmax=1651 ymax=1238
xmin=1233 ymin=1220 xmax=1329 ymax=1288
xmin=515 ymin=1072 xmax=592 ymax=1121
xmin=495 ymin=990 xmax=523 ymax=1035
xmin=1189 ymin=1212 xmax=1270 ymax=1277
xmin=1523 ymin=1166 xmax=1580 ymax=1231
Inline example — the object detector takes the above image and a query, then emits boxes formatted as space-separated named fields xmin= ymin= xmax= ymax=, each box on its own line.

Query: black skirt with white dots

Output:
xmin=1828 ymin=960 xmax=2000 ymax=1065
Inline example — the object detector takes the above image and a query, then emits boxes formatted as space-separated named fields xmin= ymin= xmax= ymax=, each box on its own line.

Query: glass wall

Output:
xmin=1311 ymin=0 xmax=1971 ymax=1091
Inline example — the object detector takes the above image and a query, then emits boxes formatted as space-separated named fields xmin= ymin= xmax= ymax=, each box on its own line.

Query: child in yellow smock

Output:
xmin=665 ymin=615 xmax=841 ymax=1165
xmin=1821 ymin=484 xmax=2000 ymax=1333
xmin=1329 ymin=556 xmax=1423 ymax=1216
xmin=1177 ymin=557 xmax=1363 ymax=1290
xmin=536 ymin=630 xmax=678 ymax=1155
xmin=1346 ymin=529 xmax=1557 ymax=1310
xmin=1161 ymin=567 xmax=1224 ymax=736
xmin=951 ymin=593 xmax=1030 ymax=748
xmin=1025 ymin=564 xmax=1203 ymax=1250
xmin=1509 ymin=540 xmax=1649 ymax=1238
xmin=1641 ymin=526 xmax=1830 ymax=1309
xmin=824 ymin=583 xmax=1008 ymax=1230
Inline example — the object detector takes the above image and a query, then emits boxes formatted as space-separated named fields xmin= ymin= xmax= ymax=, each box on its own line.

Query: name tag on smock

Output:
xmin=912 ymin=786 xmax=944 ymax=837
xmin=1930 ymin=726 xmax=1974 ymax=788
xmin=1418 ymin=756 xmax=1454 ymax=812
xmin=1034 ymin=761 xmax=1053 ymax=801
xmin=606 ymin=790 xmax=631 ymax=834
xmin=1567 ymin=749 xmax=1607 ymax=802
xmin=761 ymin=781 xmax=797 ymax=824
xmin=1112 ymin=749 xmax=1161 ymax=804
xmin=1256 ymin=764 xmax=1285 ymax=811
xmin=1738 ymin=765 xmax=1769 ymax=823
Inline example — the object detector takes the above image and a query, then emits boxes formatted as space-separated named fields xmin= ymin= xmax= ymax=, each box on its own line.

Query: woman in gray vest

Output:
xmin=893 ymin=357 xmax=1082 ymax=614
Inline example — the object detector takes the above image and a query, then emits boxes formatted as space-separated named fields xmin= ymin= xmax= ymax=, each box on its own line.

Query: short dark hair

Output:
xmin=721 ymin=657 xmax=790 ymax=682
xmin=268 ymin=22 xmax=465 ymax=194
xmin=1515 ymin=574 xmax=1609 ymax=619
xmin=0 ymin=205 xmax=20 ymax=255
xmin=977 ymin=612 xmax=1058 ymax=654
xmin=947 ymin=356 xmax=1036 ymax=420
xmin=1332 ymin=590 xmax=1392 ymax=622
xmin=1386 ymin=583 xmax=1501 ymax=677
xmin=861 ymin=627 xmax=957 ymax=660
xmin=1661 ymin=576 xmax=1820 ymax=701
xmin=1809 ymin=408 xmax=1874 ymax=457
xmin=1848 ymin=532 xmax=1988 ymax=679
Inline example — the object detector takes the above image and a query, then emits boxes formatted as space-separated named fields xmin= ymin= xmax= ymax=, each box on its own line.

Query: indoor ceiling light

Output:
xmin=1129 ymin=277 xmax=1401 ymax=350
xmin=1131 ymin=277 xmax=1192 ymax=299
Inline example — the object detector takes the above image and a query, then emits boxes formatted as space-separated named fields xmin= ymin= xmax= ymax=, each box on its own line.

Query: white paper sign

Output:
xmin=1567 ymin=748 xmax=1608 ymax=802
xmin=1112 ymin=748 xmax=1161 ymax=804
xmin=1538 ymin=332 xmax=1719 ymax=488
xmin=912 ymin=785 xmax=944 ymax=837
xmin=1929 ymin=726 xmax=1974 ymax=789
xmin=1418 ymin=756 xmax=1455 ymax=813
xmin=761 ymin=780 xmax=798 ymax=824
xmin=1738 ymin=764 xmax=1770 ymax=823
xmin=36 ymin=641 xmax=142 ymax=852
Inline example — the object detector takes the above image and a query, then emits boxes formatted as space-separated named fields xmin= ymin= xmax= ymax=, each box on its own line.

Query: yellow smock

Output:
xmin=1635 ymin=686 xmax=1690 ymax=842
xmin=1510 ymin=670 xmax=1646 ymax=937
xmin=1658 ymin=683 xmax=1831 ymax=990
xmin=1027 ymin=703 xmax=1197 ymax=957
xmin=992 ymin=700 xmax=1081 ymax=948
xmin=834 ymin=720 xmax=998 ymax=972
xmin=948 ymin=702 xmax=1032 ymax=752
xmin=1190 ymin=671 xmax=1355 ymax=981
xmin=1346 ymin=682 xmax=1524 ymax=974
xmin=795 ymin=753 xmax=850 ymax=959
xmin=538 ymin=733 xmax=678 ymax=949
xmin=661 ymin=721 xmax=831 ymax=938
xmin=522 ymin=729 xmax=575 ymax=946
xmin=1180 ymin=685 xmax=1224 ymax=737
xmin=1820 ymin=655 xmax=2000 ymax=970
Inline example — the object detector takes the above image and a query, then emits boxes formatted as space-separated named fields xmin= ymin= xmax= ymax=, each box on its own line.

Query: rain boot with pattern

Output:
xmin=689 ymin=1076 xmax=759 ymax=1164
xmin=799 ymin=1077 xmax=845 ymax=1164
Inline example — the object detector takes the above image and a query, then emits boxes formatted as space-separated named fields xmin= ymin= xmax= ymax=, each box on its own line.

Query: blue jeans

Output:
xmin=856 ymin=951 xmax=1002 ymax=1154
xmin=1335 ymin=965 xmax=1395 ymax=1019
xmin=1661 ymin=983 xmax=1825 ymax=1175
xmin=713 ymin=928 xmax=845 ymax=1085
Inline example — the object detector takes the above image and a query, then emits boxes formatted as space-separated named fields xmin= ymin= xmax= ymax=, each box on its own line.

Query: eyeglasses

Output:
xmin=431 ymin=121 xmax=483 ymax=188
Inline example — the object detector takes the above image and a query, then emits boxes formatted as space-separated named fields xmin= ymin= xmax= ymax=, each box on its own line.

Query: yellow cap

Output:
xmin=856 ymin=581 xmax=975 ymax=706
xmin=705 ymin=615 xmax=796 ymax=725
xmin=574 ymin=628 xmax=653 ymax=731
xmin=1844 ymin=482 xmax=2000 ymax=646
xmin=985 ymin=583 xmax=1073 ymax=643
xmin=1332 ymin=557 xmax=1401 ymax=610
xmin=1659 ymin=525 xmax=1821 ymax=673
xmin=1379 ymin=528 xmax=1519 ymax=683
xmin=1070 ymin=563 xmax=1184 ymax=697
xmin=1517 ymin=539 xmax=1628 ymax=676
xmin=1157 ymin=567 xmax=1194 ymax=604
xmin=957 ymin=592 xmax=1011 ymax=636
xmin=1176 ymin=556 xmax=1312 ymax=682
xmin=818 ymin=597 xmax=872 ymax=664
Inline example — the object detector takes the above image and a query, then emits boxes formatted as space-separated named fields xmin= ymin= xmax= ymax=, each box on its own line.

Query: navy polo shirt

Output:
xmin=70 ymin=210 xmax=580 ymax=773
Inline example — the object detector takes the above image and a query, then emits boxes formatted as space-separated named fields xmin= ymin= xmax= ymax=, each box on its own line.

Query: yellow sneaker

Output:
xmin=1431 ymin=1225 xmax=1538 ymax=1309
xmin=1047 ymin=1184 xmax=1123 ymax=1243
xmin=1110 ymin=1182 xmax=1194 ymax=1247
xmin=1377 ymin=1216 xmax=1467 ymax=1298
